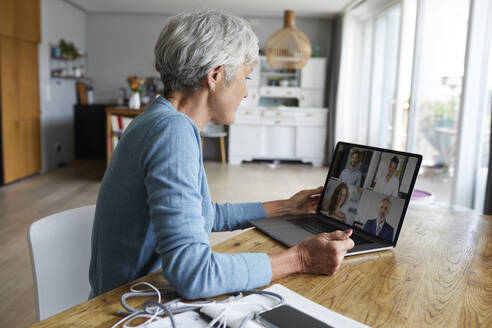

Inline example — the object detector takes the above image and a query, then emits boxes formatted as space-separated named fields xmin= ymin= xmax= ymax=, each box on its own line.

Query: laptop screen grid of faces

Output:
xmin=320 ymin=144 xmax=420 ymax=244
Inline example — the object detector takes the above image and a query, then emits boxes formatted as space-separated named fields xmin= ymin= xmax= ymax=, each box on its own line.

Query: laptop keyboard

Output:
xmin=288 ymin=217 xmax=371 ymax=246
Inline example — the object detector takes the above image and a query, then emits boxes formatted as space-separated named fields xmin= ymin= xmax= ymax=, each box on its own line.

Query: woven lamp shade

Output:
xmin=265 ymin=10 xmax=312 ymax=69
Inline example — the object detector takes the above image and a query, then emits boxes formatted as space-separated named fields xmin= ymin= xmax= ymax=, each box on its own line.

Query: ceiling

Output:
xmin=66 ymin=0 xmax=358 ymax=18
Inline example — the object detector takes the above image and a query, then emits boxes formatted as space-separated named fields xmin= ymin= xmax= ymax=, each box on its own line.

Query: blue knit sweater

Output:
xmin=89 ymin=97 xmax=272 ymax=299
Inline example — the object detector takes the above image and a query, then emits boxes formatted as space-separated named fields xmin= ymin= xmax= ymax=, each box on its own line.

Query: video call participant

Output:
xmin=363 ymin=197 xmax=395 ymax=243
xmin=327 ymin=183 xmax=350 ymax=223
xmin=339 ymin=149 xmax=362 ymax=187
xmin=373 ymin=156 xmax=400 ymax=197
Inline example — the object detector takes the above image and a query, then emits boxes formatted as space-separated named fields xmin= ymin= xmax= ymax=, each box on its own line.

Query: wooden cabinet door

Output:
xmin=0 ymin=0 xmax=15 ymax=38
xmin=20 ymin=119 xmax=41 ymax=175
xmin=18 ymin=40 xmax=40 ymax=119
xmin=14 ymin=0 xmax=40 ymax=43
xmin=1 ymin=120 xmax=22 ymax=182
xmin=0 ymin=0 xmax=40 ymax=42
xmin=0 ymin=37 xmax=19 ymax=122
xmin=1 ymin=119 xmax=41 ymax=183
xmin=1 ymin=36 xmax=41 ymax=183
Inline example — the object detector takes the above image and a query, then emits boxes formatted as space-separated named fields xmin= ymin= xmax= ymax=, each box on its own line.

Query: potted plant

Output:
xmin=58 ymin=39 xmax=80 ymax=59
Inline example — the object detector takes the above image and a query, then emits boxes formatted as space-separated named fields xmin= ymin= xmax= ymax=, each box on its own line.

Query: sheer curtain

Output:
xmin=324 ymin=15 xmax=343 ymax=165
xmin=485 ymin=106 xmax=492 ymax=215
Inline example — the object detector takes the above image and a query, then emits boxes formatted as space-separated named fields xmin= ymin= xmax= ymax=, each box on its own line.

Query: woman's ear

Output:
xmin=206 ymin=66 xmax=224 ymax=92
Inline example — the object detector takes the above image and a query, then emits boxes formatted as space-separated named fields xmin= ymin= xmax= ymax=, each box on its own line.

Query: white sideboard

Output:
xmin=228 ymin=56 xmax=328 ymax=166
xmin=228 ymin=106 xmax=328 ymax=167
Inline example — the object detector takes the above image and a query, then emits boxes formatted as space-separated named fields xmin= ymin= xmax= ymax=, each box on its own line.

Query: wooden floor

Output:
xmin=0 ymin=160 xmax=328 ymax=328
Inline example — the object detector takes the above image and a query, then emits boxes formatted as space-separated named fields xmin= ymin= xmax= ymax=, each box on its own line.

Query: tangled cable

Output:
xmin=111 ymin=282 xmax=284 ymax=328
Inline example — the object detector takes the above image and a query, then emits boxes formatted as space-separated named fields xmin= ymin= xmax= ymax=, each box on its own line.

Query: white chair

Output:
xmin=200 ymin=122 xmax=227 ymax=164
xmin=28 ymin=205 xmax=96 ymax=321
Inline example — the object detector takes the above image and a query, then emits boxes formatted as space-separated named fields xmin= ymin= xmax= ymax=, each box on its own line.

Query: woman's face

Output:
xmin=209 ymin=63 xmax=251 ymax=125
xmin=388 ymin=161 xmax=398 ymax=177
xmin=336 ymin=188 xmax=347 ymax=208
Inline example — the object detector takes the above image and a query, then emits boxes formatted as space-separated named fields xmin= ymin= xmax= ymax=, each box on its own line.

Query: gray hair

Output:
xmin=154 ymin=10 xmax=259 ymax=97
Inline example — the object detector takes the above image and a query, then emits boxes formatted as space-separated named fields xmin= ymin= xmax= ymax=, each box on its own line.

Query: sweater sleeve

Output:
xmin=212 ymin=202 xmax=266 ymax=232
xmin=141 ymin=116 xmax=272 ymax=299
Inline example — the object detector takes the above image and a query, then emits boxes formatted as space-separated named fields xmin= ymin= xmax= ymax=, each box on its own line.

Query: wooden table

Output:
xmin=30 ymin=205 xmax=492 ymax=327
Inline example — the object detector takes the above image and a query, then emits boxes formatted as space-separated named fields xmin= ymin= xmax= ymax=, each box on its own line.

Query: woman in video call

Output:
xmin=373 ymin=156 xmax=400 ymax=197
xmin=89 ymin=10 xmax=355 ymax=300
xmin=327 ymin=183 xmax=350 ymax=222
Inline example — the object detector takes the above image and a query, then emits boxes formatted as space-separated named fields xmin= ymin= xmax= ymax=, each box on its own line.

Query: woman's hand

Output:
xmin=296 ymin=230 xmax=354 ymax=275
xmin=287 ymin=186 xmax=324 ymax=215
xmin=268 ymin=229 xmax=355 ymax=280
xmin=263 ymin=186 xmax=324 ymax=217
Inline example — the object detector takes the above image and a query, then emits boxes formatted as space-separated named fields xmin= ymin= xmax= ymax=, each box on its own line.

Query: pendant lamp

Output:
xmin=265 ymin=10 xmax=312 ymax=69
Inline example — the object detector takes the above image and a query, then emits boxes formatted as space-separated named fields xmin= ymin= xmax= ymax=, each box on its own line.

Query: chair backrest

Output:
xmin=28 ymin=205 xmax=96 ymax=321
xmin=201 ymin=122 xmax=227 ymax=137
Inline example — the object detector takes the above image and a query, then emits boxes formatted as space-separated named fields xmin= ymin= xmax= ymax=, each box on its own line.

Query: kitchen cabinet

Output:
xmin=245 ymin=56 xmax=327 ymax=107
xmin=0 ymin=0 xmax=40 ymax=42
xmin=229 ymin=107 xmax=328 ymax=166
xmin=0 ymin=36 xmax=41 ymax=183
xmin=0 ymin=0 xmax=40 ymax=184
xmin=74 ymin=104 xmax=117 ymax=160
xmin=300 ymin=57 xmax=327 ymax=89
xmin=229 ymin=56 xmax=328 ymax=166
xmin=299 ymin=89 xmax=325 ymax=107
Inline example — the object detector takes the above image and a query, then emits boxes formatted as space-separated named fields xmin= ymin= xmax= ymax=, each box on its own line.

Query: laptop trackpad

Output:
xmin=263 ymin=224 xmax=313 ymax=247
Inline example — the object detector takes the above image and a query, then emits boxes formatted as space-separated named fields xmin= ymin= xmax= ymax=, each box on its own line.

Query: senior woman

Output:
xmin=89 ymin=10 xmax=354 ymax=300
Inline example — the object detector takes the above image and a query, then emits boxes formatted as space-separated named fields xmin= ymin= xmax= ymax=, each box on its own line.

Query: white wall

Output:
xmin=39 ymin=0 xmax=86 ymax=171
xmin=86 ymin=12 xmax=332 ymax=103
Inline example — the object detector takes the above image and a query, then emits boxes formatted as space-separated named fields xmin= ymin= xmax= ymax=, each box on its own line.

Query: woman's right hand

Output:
xmin=268 ymin=230 xmax=355 ymax=281
xmin=296 ymin=230 xmax=355 ymax=276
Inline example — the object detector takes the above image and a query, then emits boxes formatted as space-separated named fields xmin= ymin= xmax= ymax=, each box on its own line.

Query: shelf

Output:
xmin=262 ymin=72 xmax=298 ymax=77
xmin=50 ymin=55 xmax=87 ymax=61
xmin=51 ymin=75 xmax=86 ymax=80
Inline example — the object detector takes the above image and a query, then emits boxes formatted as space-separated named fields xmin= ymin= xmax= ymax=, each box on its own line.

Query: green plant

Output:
xmin=58 ymin=39 xmax=80 ymax=59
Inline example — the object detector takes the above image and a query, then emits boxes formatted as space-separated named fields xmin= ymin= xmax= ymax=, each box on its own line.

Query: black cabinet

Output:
xmin=74 ymin=104 xmax=115 ymax=159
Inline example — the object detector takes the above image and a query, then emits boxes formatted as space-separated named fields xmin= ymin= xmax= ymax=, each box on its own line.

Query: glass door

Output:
xmin=406 ymin=0 xmax=470 ymax=204
xmin=473 ymin=35 xmax=492 ymax=211
xmin=366 ymin=5 xmax=401 ymax=149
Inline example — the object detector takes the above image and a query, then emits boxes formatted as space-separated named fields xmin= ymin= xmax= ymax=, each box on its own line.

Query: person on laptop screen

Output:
xmin=363 ymin=197 xmax=395 ymax=243
xmin=373 ymin=156 xmax=400 ymax=197
xmin=89 ymin=10 xmax=354 ymax=301
xmin=339 ymin=149 xmax=361 ymax=187
xmin=326 ymin=183 xmax=350 ymax=223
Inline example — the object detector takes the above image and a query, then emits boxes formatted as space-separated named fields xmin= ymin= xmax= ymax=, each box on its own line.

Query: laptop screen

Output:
xmin=319 ymin=142 xmax=422 ymax=245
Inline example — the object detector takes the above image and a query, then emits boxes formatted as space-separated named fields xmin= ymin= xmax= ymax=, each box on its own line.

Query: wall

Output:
xmin=39 ymin=0 xmax=86 ymax=171
xmin=86 ymin=12 xmax=332 ymax=103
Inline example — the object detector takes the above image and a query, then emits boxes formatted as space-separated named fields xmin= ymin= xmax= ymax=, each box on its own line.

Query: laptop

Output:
xmin=251 ymin=142 xmax=422 ymax=256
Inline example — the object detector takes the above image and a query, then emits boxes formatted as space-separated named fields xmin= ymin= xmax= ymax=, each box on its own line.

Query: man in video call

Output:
xmin=339 ymin=149 xmax=362 ymax=187
xmin=363 ymin=197 xmax=395 ymax=243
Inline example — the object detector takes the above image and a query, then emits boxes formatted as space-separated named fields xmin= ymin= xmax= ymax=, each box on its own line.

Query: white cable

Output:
xmin=113 ymin=282 xmax=165 ymax=328
xmin=133 ymin=282 xmax=163 ymax=325
xmin=205 ymin=301 xmax=268 ymax=328
xmin=123 ymin=313 xmax=166 ymax=328
xmin=111 ymin=311 xmax=140 ymax=328
xmin=113 ymin=283 xmax=284 ymax=328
